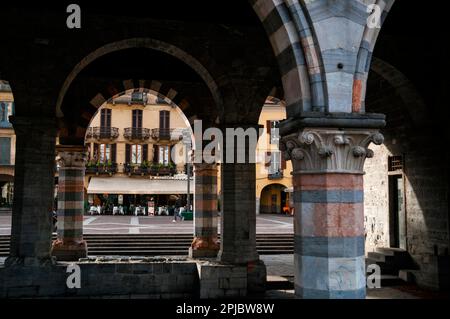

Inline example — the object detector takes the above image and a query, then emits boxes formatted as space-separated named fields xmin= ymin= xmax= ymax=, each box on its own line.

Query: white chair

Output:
xmin=135 ymin=206 xmax=146 ymax=216
xmin=89 ymin=206 xmax=97 ymax=215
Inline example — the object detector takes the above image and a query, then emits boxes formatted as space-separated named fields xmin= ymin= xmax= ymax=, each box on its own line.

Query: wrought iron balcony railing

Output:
xmin=268 ymin=171 xmax=284 ymax=180
xmin=124 ymin=163 xmax=177 ymax=176
xmin=86 ymin=127 xmax=119 ymax=140
xmin=85 ymin=162 xmax=118 ymax=176
xmin=151 ymin=128 xmax=183 ymax=141
xmin=123 ymin=127 xmax=151 ymax=140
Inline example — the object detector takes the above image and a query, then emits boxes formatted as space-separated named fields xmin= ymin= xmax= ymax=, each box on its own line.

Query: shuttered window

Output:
xmin=100 ymin=109 xmax=111 ymax=128
xmin=132 ymin=109 xmax=143 ymax=128
xmin=159 ymin=110 xmax=170 ymax=129
xmin=0 ymin=102 xmax=7 ymax=122
xmin=0 ymin=137 xmax=11 ymax=165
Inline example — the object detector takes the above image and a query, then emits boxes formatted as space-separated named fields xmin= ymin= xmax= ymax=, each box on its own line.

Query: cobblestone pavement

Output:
xmin=0 ymin=213 xmax=293 ymax=235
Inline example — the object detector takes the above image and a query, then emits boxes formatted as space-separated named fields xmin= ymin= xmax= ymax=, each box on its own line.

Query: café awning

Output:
xmin=87 ymin=177 xmax=193 ymax=195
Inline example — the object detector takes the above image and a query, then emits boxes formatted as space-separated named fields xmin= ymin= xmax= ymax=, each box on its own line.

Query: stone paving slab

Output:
xmin=0 ymin=214 xmax=294 ymax=235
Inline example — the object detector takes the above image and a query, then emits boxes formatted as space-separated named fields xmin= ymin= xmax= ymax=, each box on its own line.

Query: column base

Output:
xmin=189 ymin=237 xmax=219 ymax=258
xmin=4 ymin=256 xmax=56 ymax=268
xmin=218 ymin=249 xmax=259 ymax=265
xmin=51 ymin=240 xmax=88 ymax=261
xmin=247 ymin=259 xmax=267 ymax=293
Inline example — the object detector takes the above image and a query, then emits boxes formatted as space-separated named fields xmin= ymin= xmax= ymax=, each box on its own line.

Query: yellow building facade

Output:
xmin=0 ymin=81 xmax=15 ymax=209
xmin=83 ymin=92 xmax=193 ymax=214
xmin=255 ymin=99 xmax=293 ymax=215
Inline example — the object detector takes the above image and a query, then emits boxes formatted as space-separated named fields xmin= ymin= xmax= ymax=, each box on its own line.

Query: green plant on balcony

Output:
xmin=86 ymin=160 xmax=98 ymax=174
xmin=141 ymin=160 xmax=150 ymax=169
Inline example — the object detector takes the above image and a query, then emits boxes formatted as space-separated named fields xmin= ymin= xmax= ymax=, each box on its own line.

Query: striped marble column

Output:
xmin=189 ymin=163 xmax=219 ymax=258
xmin=51 ymin=146 xmax=88 ymax=261
xmin=282 ymin=128 xmax=384 ymax=299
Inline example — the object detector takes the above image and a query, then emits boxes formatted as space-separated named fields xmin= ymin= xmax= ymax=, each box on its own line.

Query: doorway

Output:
xmin=389 ymin=174 xmax=406 ymax=249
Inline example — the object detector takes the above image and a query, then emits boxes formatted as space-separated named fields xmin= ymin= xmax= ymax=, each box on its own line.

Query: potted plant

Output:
xmin=150 ymin=163 xmax=160 ymax=175
xmin=95 ymin=160 xmax=102 ymax=175
xmin=124 ymin=162 xmax=132 ymax=175
xmin=106 ymin=160 xmax=114 ymax=175
xmin=167 ymin=162 xmax=177 ymax=175
xmin=140 ymin=161 xmax=150 ymax=175
xmin=158 ymin=163 xmax=171 ymax=176
xmin=86 ymin=160 xmax=97 ymax=174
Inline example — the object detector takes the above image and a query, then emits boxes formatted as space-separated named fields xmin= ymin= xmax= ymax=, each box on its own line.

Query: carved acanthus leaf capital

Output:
xmin=280 ymin=128 xmax=383 ymax=174
xmin=57 ymin=151 xmax=88 ymax=169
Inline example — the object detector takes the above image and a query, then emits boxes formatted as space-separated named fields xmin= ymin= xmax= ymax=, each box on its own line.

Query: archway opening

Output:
xmin=0 ymin=80 xmax=15 ymax=241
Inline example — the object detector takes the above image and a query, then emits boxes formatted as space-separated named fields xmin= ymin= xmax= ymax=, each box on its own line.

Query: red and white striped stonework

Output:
xmin=189 ymin=163 xmax=220 ymax=258
xmin=282 ymin=128 xmax=384 ymax=299
xmin=51 ymin=148 xmax=88 ymax=261
xmin=293 ymin=173 xmax=366 ymax=298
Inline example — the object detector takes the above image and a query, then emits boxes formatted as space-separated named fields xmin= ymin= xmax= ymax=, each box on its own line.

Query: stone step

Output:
xmin=366 ymin=258 xmax=398 ymax=275
xmin=266 ymin=276 xmax=294 ymax=290
xmin=367 ymin=252 xmax=395 ymax=263
xmin=379 ymin=275 xmax=405 ymax=287
xmin=370 ymin=248 xmax=417 ymax=269
xmin=376 ymin=247 xmax=408 ymax=257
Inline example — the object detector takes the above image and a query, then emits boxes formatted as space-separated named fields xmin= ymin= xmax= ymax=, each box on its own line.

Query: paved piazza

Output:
xmin=0 ymin=213 xmax=293 ymax=235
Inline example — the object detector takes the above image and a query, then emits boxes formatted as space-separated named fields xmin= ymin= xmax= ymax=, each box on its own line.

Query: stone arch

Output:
xmin=370 ymin=57 xmax=429 ymax=128
xmin=353 ymin=0 xmax=396 ymax=112
xmin=59 ymin=82 xmax=203 ymax=146
xmin=258 ymin=182 xmax=289 ymax=215
xmin=56 ymin=38 xmax=224 ymax=118
xmin=250 ymin=0 xmax=326 ymax=114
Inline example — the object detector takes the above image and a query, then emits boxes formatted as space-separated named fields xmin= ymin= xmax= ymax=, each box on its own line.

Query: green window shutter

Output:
xmin=0 ymin=137 xmax=11 ymax=165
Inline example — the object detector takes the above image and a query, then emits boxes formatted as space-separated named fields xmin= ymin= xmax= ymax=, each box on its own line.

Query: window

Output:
xmin=132 ymin=109 xmax=143 ymax=128
xmin=131 ymin=145 xmax=143 ymax=164
xmin=0 ymin=137 xmax=11 ymax=165
xmin=0 ymin=102 xmax=8 ymax=122
xmin=268 ymin=120 xmax=280 ymax=145
xmin=158 ymin=145 xmax=170 ymax=165
xmin=269 ymin=152 xmax=281 ymax=174
xmin=388 ymin=155 xmax=404 ymax=172
xmin=99 ymin=144 xmax=111 ymax=162
xmin=100 ymin=109 xmax=111 ymax=128
xmin=131 ymin=92 xmax=147 ymax=104
xmin=159 ymin=110 xmax=170 ymax=129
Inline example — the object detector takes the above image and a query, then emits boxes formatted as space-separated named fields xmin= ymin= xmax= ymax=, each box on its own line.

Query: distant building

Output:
xmin=255 ymin=98 xmax=293 ymax=215
xmin=82 ymin=91 xmax=193 ymax=215
xmin=0 ymin=81 xmax=15 ymax=209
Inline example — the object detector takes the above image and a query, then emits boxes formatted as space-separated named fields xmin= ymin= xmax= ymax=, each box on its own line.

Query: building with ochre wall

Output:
xmin=83 ymin=91 xmax=193 ymax=214
xmin=256 ymin=99 xmax=293 ymax=215
xmin=0 ymin=81 xmax=15 ymax=209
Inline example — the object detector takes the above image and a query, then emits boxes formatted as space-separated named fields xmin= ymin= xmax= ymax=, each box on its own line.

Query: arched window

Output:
xmin=0 ymin=102 xmax=7 ymax=122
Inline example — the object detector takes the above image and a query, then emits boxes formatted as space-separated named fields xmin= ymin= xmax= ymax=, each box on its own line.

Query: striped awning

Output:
xmin=87 ymin=177 xmax=193 ymax=195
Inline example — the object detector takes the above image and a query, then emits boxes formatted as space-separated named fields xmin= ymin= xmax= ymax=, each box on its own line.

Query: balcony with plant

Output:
xmin=86 ymin=127 xmax=119 ymax=140
xmin=86 ymin=160 xmax=118 ymax=176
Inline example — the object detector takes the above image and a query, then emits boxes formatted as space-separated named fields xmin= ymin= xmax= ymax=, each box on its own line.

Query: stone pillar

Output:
xmin=6 ymin=117 xmax=57 ymax=267
xmin=51 ymin=146 xmax=88 ymax=261
xmin=189 ymin=163 xmax=220 ymax=258
xmin=281 ymin=128 xmax=384 ymax=299
xmin=218 ymin=128 xmax=259 ymax=264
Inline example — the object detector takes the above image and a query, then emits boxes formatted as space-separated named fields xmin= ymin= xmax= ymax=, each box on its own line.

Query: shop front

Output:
xmin=86 ymin=176 xmax=193 ymax=216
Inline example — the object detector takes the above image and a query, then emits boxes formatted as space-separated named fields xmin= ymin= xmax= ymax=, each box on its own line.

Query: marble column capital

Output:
xmin=281 ymin=127 xmax=384 ymax=175
xmin=56 ymin=145 xmax=88 ymax=169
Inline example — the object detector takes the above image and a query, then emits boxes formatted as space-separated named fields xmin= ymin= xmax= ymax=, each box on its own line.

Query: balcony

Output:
xmin=268 ymin=171 xmax=284 ymax=180
xmin=0 ymin=83 xmax=11 ymax=92
xmin=151 ymin=128 xmax=183 ymax=142
xmin=86 ymin=127 xmax=119 ymax=140
xmin=125 ymin=162 xmax=177 ymax=176
xmin=124 ymin=127 xmax=151 ymax=141
xmin=86 ymin=162 xmax=118 ymax=176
